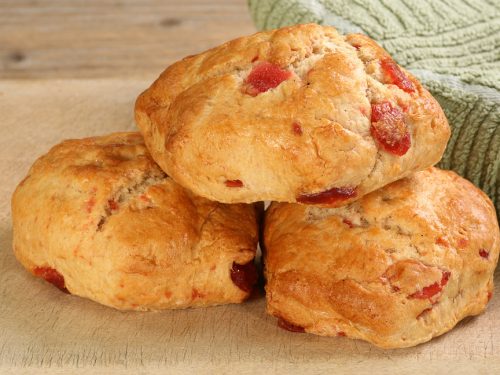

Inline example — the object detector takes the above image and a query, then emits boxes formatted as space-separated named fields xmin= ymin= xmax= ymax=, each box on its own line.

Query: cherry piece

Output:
xmin=244 ymin=62 xmax=292 ymax=96
xmin=225 ymin=179 xmax=243 ymax=188
xmin=108 ymin=199 xmax=119 ymax=211
xmin=441 ymin=271 xmax=451 ymax=286
xmin=230 ymin=261 xmax=257 ymax=293
xmin=409 ymin=271 xmax=450 ymax=300
xmin=33 ymin=266 xmax=68 ymax=293
xmin=343 ymin=218 xmax=354 ymax=228
xmin=292 ymin=122 xmax=303 ymax=135
xmin=297 ymin=186 xmax=357 ymax=205
xmin=409 ymin=283 xmax=441 ymax=299
xmin=479 ymin=249 xmax=489 ymax=259
xmin=380 ymin=58 xmax=415 ymax=93
xmin=371 ymin=101 xmax=411 ymax=156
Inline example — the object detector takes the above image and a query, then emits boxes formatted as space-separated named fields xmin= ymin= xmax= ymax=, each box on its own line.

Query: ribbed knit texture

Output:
xmin=248 ymin=0 xmax=500 ymax=215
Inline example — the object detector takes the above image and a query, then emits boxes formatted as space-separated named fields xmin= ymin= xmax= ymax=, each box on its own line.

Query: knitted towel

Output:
xmin=248 ymin=0 xmax=500 ymax=215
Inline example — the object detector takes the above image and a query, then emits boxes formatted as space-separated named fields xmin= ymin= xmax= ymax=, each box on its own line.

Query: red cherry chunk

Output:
xmin=225 ymin=179 xmax=243 ymax=187
xmin=409 ymin=283 xmax=441 ymax=299
xmin=108 ymin=199 xmax=119 ymax=211
xmin=409 ymin=271 xmax=450 ymax=300
xmin=277 ymin=318 xmax=305 ymax=333
xmin=343 ymin=218 xmax=354 ymax=228
xmin=371 ymin=101 xmax=411 ymax=156
xmin=380 ymin=58 xmax=415 ymax=93
xmin=297 ymin=186 xmax=357 ymax=205
xmin=292 ymin=122 xmax=303 ymax=135
xmin=479 ymin=249 xmax=490 ymax=259
xmin=244 ymin=62 xmax=292 ymax=96
xmin=230 ymin=261 xmax=258 ymax=293
xmin=33 ymin=266 xmax=68 ymax=293
xmin=441 ymin=271 xmax=451 ymax=286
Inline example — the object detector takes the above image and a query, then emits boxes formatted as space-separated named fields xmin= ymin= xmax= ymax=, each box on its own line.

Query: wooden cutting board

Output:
xmin=0 ymin=80 xmax=498 ymax=374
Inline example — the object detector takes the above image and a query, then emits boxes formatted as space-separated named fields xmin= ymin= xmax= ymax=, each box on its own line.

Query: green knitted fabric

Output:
xmin=248 ymin=0 xmax=500 ymax=215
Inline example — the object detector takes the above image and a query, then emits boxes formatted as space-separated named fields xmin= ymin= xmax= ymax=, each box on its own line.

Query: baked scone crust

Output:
xmin=135 ymin=23 xmax=450 ymax=205
xmin=263 ymin=168 xmax=499 ymax=348
xmin=12 ymin=132 xmax=260 ymax=311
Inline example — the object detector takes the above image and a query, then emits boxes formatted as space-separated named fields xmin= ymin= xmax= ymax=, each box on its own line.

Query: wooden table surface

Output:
xmin=1 ymin=1 xmax=499 ymax=374
xmin=0 ymin=0 xmax=256 ymax=79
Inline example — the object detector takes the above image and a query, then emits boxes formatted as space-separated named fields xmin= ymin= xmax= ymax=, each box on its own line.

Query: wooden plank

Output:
xmin=0 ymin=0 xmax=255 ymax=79
xmin=0 ymin=79 xmax=499 ymax=373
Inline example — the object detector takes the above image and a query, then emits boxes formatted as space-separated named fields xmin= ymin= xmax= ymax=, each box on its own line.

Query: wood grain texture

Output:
xmin=0 ymin=0 xmax=255 ymax=79
xmin=0 ymin=79 xmax=499 ymax=374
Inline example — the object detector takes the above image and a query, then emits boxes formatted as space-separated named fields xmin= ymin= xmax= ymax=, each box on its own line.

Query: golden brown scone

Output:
xmin=12 ymin=132 xmax=260 ymax=311
xmin=264 ymin=168 xmax=499 ymax=348
xmin=135 ymin=23 xmax=450 ymax=206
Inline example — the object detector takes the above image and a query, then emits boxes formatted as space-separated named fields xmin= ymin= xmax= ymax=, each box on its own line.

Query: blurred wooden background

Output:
xmin=0 ymin=0 xmax=256 ymax=79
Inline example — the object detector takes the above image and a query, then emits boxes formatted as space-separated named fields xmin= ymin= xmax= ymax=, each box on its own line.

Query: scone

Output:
xmin=12 ymin=132 xmax=260 ymax=311
xmin=263 ymin=168 xmax=499 ymax=348
xmin=135 ymin=23 xmax=450 ymax=206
